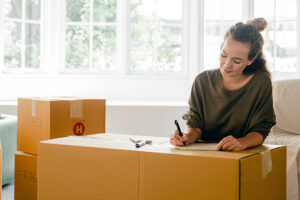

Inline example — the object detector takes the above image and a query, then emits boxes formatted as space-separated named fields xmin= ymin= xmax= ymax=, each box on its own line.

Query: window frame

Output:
xmin=0 ymin=0 xmax=299 ymax=102
xmin=2 ymin=0 xmax=43 ymax=74
xmin=60 ymin=0 xmax=189 ymax=77
xmin=0 ymin=0 xmax=198 ymax=102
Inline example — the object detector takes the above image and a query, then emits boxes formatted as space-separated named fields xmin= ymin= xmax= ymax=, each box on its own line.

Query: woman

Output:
xmin=170 ymin=18 xmax=276 ymax=151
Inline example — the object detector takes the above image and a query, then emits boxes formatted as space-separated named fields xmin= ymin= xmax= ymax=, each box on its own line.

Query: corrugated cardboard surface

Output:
xmin=15 ymin=152 xmax=37 ymax=200
xmin=17 ymin=99 xmax=50 ymax=155
xmin=38 ymin=144 xmax=139 ymax=200
xmin=240 ymin=147 xmax=286 ymax=200
xmin=38 ymin=133 xmax=286 ymax=200
xmin=17 ymin=98 xmax=106 ymax=155
xmin=139 ymin=152 xmax=239 ymax=200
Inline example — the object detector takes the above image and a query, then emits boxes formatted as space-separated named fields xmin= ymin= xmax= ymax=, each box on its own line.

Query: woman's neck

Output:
xmin=221 ymin=74 xmax=254 ymax=91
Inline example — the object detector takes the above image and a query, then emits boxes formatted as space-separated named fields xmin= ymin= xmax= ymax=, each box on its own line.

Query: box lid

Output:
xmin=40 ymin=133 xmax=283 ymax=160
xmin=19 ymin=97 xmax=105 ymax=101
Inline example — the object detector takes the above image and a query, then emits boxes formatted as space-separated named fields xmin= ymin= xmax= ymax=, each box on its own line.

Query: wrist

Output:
xmin=238 ymin=138 xmax=247 ymax=150
xmin=186 ymin=128 xmax=202 ymax=144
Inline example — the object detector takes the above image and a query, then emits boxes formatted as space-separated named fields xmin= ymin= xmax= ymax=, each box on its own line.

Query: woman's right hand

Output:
xmin=170 ymin=127 xmax=202 ymax=146
xmin=170 ymin=130 xmax=189 ymax=146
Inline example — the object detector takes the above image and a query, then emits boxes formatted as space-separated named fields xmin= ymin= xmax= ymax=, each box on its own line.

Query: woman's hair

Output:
xmin=223 ymin=17 xmax=271 ymax=77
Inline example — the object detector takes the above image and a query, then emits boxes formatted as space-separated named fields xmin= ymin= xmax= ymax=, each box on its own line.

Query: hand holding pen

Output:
xmin=170 ymin=120 xmax=188 ymax=146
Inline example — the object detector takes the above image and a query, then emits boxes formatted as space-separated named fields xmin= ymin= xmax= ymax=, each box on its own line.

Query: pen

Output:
xmin=135 ymin=140 xmax=146 ymax=148
xmin=175 ymin=120 xmax=186 ymax=146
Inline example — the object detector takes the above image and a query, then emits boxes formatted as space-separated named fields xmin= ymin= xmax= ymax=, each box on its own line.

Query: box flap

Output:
xmin=40 ymin=133 xmax=283 ymax=160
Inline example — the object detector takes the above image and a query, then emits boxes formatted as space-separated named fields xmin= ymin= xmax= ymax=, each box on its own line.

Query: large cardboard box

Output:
xmin=17 ymin=97 xmax=105 ymax=155
xmin=15 ymin=152 xmax=37 ymax=200
xmin=38 ymin=133 xmax=286 ymax=200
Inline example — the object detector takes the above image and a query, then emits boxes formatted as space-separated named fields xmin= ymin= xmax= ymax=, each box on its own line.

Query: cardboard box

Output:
xmin=15 ymin=152 xmax=37 ymax=200
xmin=17 ymin=97 xmax=106 ymax=155
xmin=38 ymin=133 xmax=286 ymax=200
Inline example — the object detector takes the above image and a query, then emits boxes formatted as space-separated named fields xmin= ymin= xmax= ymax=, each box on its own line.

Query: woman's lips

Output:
xmin=223 ymin=68 xmax=232 ymax=73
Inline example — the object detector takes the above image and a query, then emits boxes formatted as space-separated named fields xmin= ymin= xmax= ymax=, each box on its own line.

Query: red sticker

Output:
xmin=73 ymin=122 xmax=85 ymax=136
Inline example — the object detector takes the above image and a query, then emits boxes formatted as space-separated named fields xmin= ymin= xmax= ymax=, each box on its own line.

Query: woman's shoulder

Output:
xmin=252 ymin=71 xmax=273 ymax=92
xmin=255 ymin=71 xmax=271 ymax=81
xmin=195 ymin=68 xmax=220 ymax=82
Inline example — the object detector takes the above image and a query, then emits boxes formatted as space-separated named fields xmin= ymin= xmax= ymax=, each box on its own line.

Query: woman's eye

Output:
xmin=221 ymin=54 xmax=227 ymax=58
xmin=234 ymin=60 xmax=241 ymax=64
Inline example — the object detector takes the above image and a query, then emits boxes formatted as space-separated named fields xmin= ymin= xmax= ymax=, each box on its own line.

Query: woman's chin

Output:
xmin=221 ymin=68 xmax=234 ymax=77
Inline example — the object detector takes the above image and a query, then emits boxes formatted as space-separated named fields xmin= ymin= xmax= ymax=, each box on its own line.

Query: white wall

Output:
xmin=0 ymin=102 xmax=189 ymax=137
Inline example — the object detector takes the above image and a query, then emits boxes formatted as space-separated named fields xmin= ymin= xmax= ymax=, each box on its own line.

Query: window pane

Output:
xmin=203 ymin=22 xmax=223 ymax=70
xmin=66 ymin=26 xmax=89 ymax=69
xmin=131 ymin=0 xmax=181 ymax=21
xmin=261 ymin=21 xmax=275 ymax=71
xmin=93 ymin=26 xmax=116 ymax=71
xmin=276 ymin=0 xmax=296 ymax=20
xmin=204 ymin=0 xmax=222 ymax=20
xmin=223 ymin=0 xmax=242 ymax=20
xmin=26 ymin=0 xmax=41 ymax=20
xmin=131 ymin=24 xmax=181 ymax=72
xmin=255 ymin=0 xmax=297 ymax=73
xmin=274 ymin=21 xmax=296 ymax=72
xmin=66 ymin=0 xmax=90 ymax=22
xmin=25 ymin=23 xmax=40 ymax=68
xmin=130 ymin=0 xmax=182 ymax=72
xmin=4 ymin=0 xmax=22 ymax=19
xmin=4 ymin=21 xmax=21 ymax=68
xmin=204 ymin=0 xmax=242 ymax=70
xmin=254 ymin=0 xmax=274 ymax=20
xmin=94 ymin=0 xmax=116 ymax=22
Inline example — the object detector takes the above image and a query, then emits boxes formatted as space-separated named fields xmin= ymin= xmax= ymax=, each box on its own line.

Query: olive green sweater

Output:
xmin=183 ymin=69 xmax=276 ymax=142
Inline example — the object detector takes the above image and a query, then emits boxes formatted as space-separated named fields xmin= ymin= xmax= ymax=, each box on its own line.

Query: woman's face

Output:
xmin=220 ymin=37 xmax=254 ymax=79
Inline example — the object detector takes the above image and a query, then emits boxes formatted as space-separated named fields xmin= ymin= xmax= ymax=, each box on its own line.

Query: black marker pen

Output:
xmin=175 ymin=120 xmax=186 ymax=146
xmin=136 ymin=140 xmax=146 ymax=148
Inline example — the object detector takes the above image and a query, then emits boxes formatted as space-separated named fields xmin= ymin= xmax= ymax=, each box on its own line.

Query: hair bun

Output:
xmin=246 ymin=18 xmax=268 ymax=32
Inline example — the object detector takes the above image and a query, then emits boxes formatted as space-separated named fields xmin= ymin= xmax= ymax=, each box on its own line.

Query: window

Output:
xmin=203 ymin=0 xmax=243 ymax=70
xmin=3 ymin=0 xmax=41 ymax=72
xmin=203 ymin=0 xmax=298 ymax=75
xmin=130 ymin=0 xmax=182 ymax=73
xmin=254 ymin=0 xmax=297 ymax=73
xmin=0 ymin=0 xmax=299 ymax=101
xmin=65 ymin=0 xmax=117 ymax=72
xmin=63 ymin=0 xmax=183 ymax=74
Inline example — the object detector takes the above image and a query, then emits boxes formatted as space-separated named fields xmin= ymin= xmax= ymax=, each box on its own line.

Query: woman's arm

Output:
xmin=186 ymin=127 xmax=203 ymax=144
xmin=216 ymin=132 xmax=264 ymax=151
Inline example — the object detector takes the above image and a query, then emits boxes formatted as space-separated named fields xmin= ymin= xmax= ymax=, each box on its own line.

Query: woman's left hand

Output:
xmin=216 ymin=135 xmax=247 ymax=151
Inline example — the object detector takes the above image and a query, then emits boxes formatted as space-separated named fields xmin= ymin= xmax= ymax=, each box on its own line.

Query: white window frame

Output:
xmin=1 ymin=0 xmax=43 ymax=74
xmin=0 ymin=0 xmax=200 ymax=102
xmin=266 ymin=0 xmax=300 ymax=80
xmin=59 ymin=0 xmax=189 ymax=77
xmin=2 ymin=0 xmax=299 ymax=101
xmin=62 ymin=0 xmax=118 ymax=74
xmin=0 ymin=0 xmax=3 ymax=74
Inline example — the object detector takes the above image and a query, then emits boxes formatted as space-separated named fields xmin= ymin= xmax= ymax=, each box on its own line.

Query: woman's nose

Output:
xmin=224 ymin=58 xmax=231 ymax=68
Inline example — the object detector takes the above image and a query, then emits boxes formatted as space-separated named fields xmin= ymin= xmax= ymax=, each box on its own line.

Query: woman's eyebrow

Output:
xmin=222 ymin=50 xmax=244 ymax=60
xmin=234 ymin=57 xmax=243 ymax=61
xmin=221 ymin=50 xmax=227 ymax=55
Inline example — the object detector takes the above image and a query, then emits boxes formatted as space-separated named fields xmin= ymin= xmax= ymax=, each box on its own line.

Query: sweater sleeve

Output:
xmin=182 ymin=76 xmax=205 ymax=130
xmin=246 ymin=76 xmax=276 ymax=139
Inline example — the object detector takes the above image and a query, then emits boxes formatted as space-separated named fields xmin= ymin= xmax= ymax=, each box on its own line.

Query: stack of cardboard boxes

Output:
xmin=15 ymin=97 xmax=106 ymax=200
